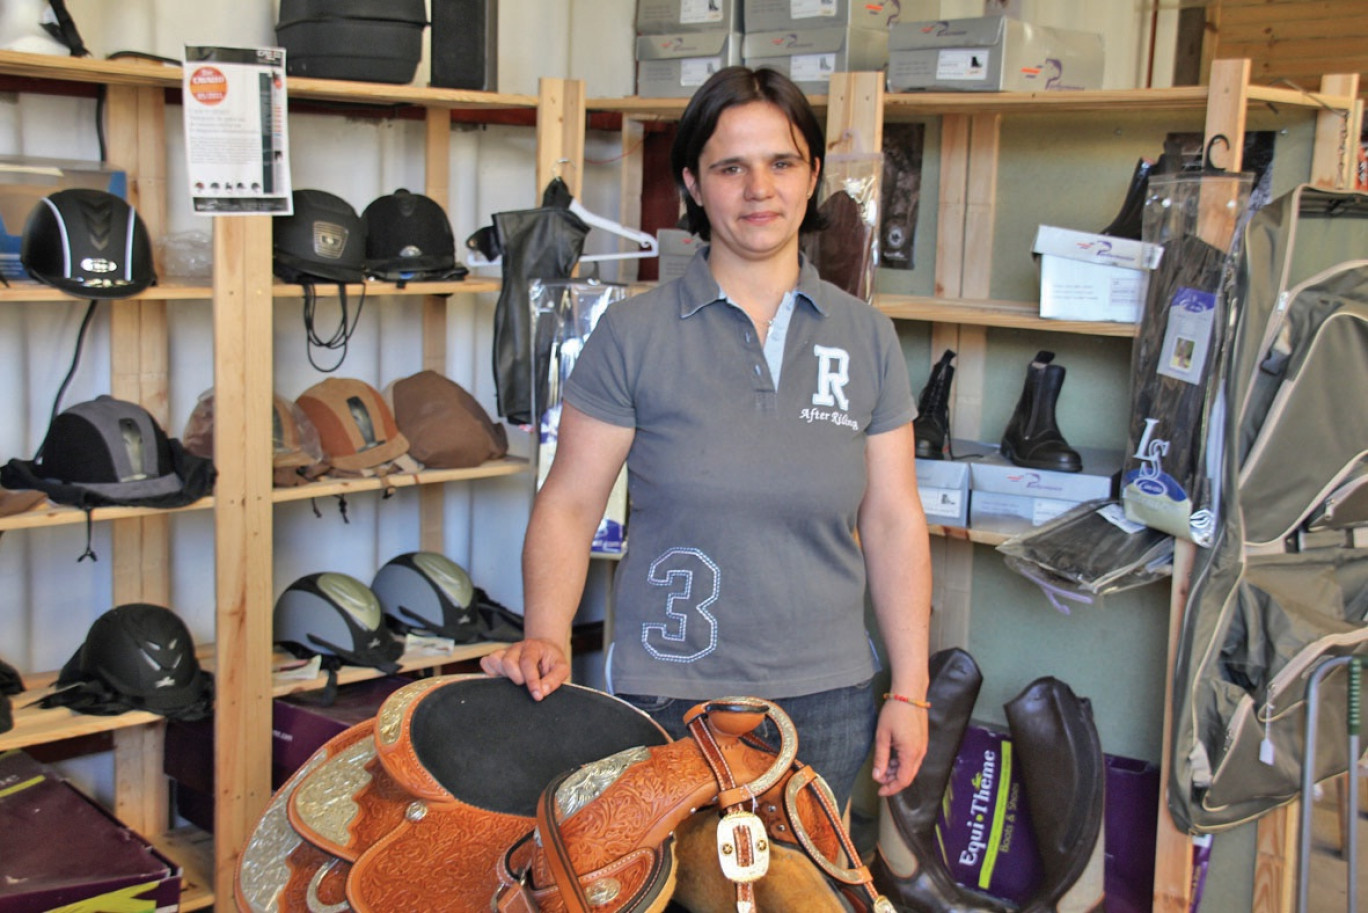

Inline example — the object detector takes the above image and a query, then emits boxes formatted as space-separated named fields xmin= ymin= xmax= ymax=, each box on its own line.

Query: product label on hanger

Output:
xmin=680 ymin=0 xmax=724 ymax=24
xmin=183 ymin=45 xmax=292 ymax=215
xmin=1156 ymin=286 xmax=1216 ymax=385
xmin=790 ymin=53 xmax=837 ymax=83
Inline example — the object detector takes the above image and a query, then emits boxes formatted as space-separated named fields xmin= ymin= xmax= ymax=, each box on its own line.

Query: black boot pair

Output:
xmin=913 ymin=349 xmax=1082 ymax=473
xmin=872 ymin=649 xmax=1107 ymax=913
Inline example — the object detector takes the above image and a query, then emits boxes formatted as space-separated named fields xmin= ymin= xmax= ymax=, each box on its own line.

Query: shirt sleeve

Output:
xmin=866 ymin=315 xmax=917 ymax=435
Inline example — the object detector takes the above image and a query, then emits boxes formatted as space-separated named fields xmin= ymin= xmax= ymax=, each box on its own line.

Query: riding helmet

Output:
xmin=371 ymin=551 xmax=483 ymax=642
xmin=274 ymin=572 xmax=404 ymax=669
xmin=362 ymin=188 xmax=465 ymax=282
xmin=21 ymin=188 xmax=155 ymax=298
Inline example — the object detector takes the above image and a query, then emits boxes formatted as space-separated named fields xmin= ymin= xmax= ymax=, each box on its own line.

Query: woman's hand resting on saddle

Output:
xmin=479 ymin=638 xmax=572 ymax=701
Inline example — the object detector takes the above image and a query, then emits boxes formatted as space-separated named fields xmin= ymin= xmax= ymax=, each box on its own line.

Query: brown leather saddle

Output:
xmin=235 ymin=675 xmax=892 ymax=912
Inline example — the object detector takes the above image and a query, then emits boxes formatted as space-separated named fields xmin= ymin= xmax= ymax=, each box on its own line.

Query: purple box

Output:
xmin=935 ymin=725 xmax=1158 ymax=911
xmin=0 ymin=750 xmax=181 ymax=913
xmin=165 ymin=675 xmax=412 ymax=829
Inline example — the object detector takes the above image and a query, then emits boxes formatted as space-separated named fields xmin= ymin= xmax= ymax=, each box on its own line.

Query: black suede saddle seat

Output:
xmin=404 ymin=675 xmax=672 ymax=815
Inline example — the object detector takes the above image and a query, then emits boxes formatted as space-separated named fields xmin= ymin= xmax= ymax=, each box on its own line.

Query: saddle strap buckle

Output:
xmin=716 ymin=809 xmax=770 ymax=884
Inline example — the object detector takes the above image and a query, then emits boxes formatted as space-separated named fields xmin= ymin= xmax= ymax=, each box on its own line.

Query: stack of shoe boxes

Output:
xmin=741 ymin=0 xmax=899 ymax=95
xmin=635 ymin=0 xmax=743 ymax=98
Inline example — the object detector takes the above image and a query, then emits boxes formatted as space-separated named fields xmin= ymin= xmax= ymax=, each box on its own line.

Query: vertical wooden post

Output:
xmin=537 ymin=78 xmax=586 ymax=200
xmin=618 ymin=115 xmax=646 ymax=281
xmin=420 ymin=105 xmax=452 ymax=553
xmin=1310 ymin=74 xmax=1361 ymax=190
xmin=212 ymin=213 xmax=275 ymax=906
xmin=103 ymin=83 xmax=172 ymax=838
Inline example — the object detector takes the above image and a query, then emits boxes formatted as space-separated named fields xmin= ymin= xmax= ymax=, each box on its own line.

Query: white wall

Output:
xmin=0 ymin=0 xmax=1160 ymax=802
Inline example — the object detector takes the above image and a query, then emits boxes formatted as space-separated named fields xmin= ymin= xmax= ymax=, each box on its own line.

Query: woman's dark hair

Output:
xmin=670 ymin=66 xmax=826 ymax=242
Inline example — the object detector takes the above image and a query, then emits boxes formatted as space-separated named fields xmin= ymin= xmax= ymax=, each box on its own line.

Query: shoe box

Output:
xmin=887 ymin=16 xmax=1104 ymax=93
xmin=635 ymin=31 xmax=742 ymax=98
xmin=741 ymin=0 xmax=899 ymax=33
xmin=966 ymin=445 xmax=1122 ymax=535
xmin=0 ymin=750 xmax=181 ymax=913
xmin=164 ymin=675 xmax=413 ymax=831
xmin=742 ymin=26 xmax=889 ymax=97
xmin=1032 ymin=225 xmax=1163 ymax=323
xmin=637 ymin=0 xmax=742 ymax=33
xmin=657 ymin=228 xmax=703 ymax=282
xmin=935 ymin=724 xmax=1159 ymax=913
xmin=916 ymin=450 xmax=971 ymax=529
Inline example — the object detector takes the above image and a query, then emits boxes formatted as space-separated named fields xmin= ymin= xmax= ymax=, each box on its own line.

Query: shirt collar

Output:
xmin=677 ymin=244 xmax=828 ymax=319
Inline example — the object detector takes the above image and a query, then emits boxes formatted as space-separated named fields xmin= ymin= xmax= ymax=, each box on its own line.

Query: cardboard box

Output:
xmin=743 ymin=27 xmax=888 ymax=95
xmin=887 ymin=16 xmax=1103 ymax=92
xmin=658 ymin=228 xmax=703 ymax=282
xmin=637 ymin=0 xmax=742 ymax=33
xmin=969 ymin=489 xmax=1078 ymax=535
xmin=636 ymin=31 xmax=742 ymax=98
xmin=0 ymin=156 xmax=128 ymax=280
xmin=742 ymin=0 xmax=899 ymax=33
xmin=0 ymin=750 xmax=181 ymax=913
xmin=936 ymin=725 xmax=1158 ymax=913
xmin=967 ymin=443 xmax=1121 ymax=502
xmin=165 ymin=675 xmax=413 ymax=829
xmin=916 ymin=457 xmax=970 ymax=528
xmin=1033 ymin=225 xmax=1162 ymax=323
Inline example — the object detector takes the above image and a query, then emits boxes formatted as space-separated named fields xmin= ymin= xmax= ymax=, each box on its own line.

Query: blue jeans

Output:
xmin=615 ymin=680 xmax=878 ymax=813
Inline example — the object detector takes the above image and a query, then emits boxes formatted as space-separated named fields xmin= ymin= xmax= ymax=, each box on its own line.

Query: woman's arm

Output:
xmin=858 ymin=421 xmax=934 ymax=796
xmin=480 ymin=403 xmax=635 ymax=699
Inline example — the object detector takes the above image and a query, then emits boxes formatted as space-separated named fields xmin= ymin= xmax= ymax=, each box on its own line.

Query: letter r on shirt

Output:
xmin=812 ymin=345 xmax=850 ymax=411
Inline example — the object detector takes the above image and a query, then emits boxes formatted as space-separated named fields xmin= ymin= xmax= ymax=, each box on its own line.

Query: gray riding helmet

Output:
xmin=273 ymin=572 xmax=403 ymax=668
xmin=370 ymin=551 xmax=483 ymax=643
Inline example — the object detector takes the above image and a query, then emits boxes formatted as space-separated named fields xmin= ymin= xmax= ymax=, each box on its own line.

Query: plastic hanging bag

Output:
xmin=530 ymin=278 xmax=629 ymax=554
xmin=997 ymin=498 xmax=1175 ymax=601
xmin=800 ymin=150 xmax=882 ymax=303
xmin=1120 ymin=170 xmax=1253 ymax=545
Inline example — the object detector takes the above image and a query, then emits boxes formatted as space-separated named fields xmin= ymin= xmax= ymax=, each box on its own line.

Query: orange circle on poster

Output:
xmin=189 ymin=66 xmax=228 ymax=105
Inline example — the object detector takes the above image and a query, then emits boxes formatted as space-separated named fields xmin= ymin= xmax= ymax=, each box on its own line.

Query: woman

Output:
xmin=482 ymin=65 xmax=932 ymax=810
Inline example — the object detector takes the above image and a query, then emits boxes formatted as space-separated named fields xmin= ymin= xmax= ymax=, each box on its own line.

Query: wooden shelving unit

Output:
xmin=0 ymin=49 xmax=583 ymax=909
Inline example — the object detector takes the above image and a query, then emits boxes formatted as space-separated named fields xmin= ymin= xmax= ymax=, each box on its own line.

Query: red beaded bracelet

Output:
xmin=883 ymin=692 xmax=932 ymax=709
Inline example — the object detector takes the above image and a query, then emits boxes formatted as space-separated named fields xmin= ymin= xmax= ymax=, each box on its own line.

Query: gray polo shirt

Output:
xmin=565 ymin=248 xmax=916 ymax=700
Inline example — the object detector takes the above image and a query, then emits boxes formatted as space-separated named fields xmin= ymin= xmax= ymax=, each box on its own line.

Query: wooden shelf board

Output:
xmin=0 ymin=50 xmax=536 ymax=111
xmin=152 ymin=826 xmax=215 ymax=912
xmin=0 ymin=691 xmax=163 ymax=751
xmin=268 ymin=641 xmax=506 ymax=698
xmin=0 ymin=497 xmax=215 ymax=533
xmin=928 ymin=524 xmax=1010 ymax=547
xmin=0 ymin=281 xmax=214 ymax=303
xmin=589 ymin=83 xmax=1355 ymax=121
xmin=270 ymin=458 xmax=530 ymax=503
xmin=0 ymin=462 xmax=529 ymax=531
xmin=270 ymin=277 xmax=501 ymax=298
xmin=877 ymin=295 xmax=1138 ymax=336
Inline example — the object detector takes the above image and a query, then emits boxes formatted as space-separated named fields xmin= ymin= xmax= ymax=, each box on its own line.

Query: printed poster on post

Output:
xmin=183 ymin=46 xmax=291 ymax=214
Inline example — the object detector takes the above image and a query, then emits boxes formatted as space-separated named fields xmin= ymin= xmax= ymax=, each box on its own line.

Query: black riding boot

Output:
xmin=872 ymin=650 xmax=1010 ymax=913
xmin=913 ymin=349 xmax=955 ymax=460
xmin=1000 ymin=351 xmax=1082 ymax=473
xmin=1099 ymin=157 xmax=1154 ymax=240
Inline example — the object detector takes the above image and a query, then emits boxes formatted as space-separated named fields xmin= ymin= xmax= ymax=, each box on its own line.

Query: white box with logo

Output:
xmin=742 ymin=27 xmax=888 ymax=96
xmin=1032 ymin=225 xmax=1162 ymax=323
xmin=743 ymin=0 xmax=899 ymax=33
xmin=967 ymin=443 xmax=1121 ymax=503
xmin=637 ymin=0 xmax=742 ymax=33
xmin=887 ymin=16 xmax=1103 ymax=93
xmin=969 ymin=490 xmax=1078 ymax=535
xmin=915 ymin=457 xmax=970 ymax=528
xmin=636 ymin=31 xmax=742 ymax=98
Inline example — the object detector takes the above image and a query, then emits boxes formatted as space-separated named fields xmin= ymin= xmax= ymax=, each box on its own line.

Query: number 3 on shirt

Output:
xmin=641 ymin=547 xmax=719 ymax=663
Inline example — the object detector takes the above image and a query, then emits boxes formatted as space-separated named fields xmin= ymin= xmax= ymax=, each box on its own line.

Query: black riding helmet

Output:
xmin=362 ymin=189 xmax=465 ymax=282
xmin=21 ymin=188 xmax=155 ymax=298
xmin=273 ymin=188 xmax=367 ymax=284
xmin=371 ymin=551 xmax=482 ymax=642
xmin=43 ymin=603 xmax=213 ymax=720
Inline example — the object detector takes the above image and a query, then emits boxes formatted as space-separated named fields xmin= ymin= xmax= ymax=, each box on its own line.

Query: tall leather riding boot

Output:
xmin=1003 ymin=677 xmax=1107 ymax=913
xmin=913 ymin=349 xmax=955 ymax=460
xmin=872 ymin=649 xmax=1009 ymax=913
xmin=1099 ymin=157 xmax=1154 ymax=240
xmin=1001 ymin=351 xmax=1082 ymax=473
